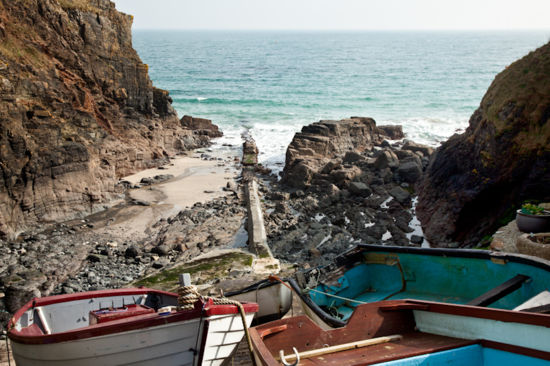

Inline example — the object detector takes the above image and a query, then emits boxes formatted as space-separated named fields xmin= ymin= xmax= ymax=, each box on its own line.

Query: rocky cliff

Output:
xmin=0 ymin=0 xmax=211 ymax=238
xmin=417 ymin=42 xmax=550 ymax=247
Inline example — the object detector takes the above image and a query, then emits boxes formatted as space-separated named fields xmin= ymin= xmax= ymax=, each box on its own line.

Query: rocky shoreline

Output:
xmin=261 ymin=117 xmax=432 ymax=267
xmin=0 ymin=115 xmax=435 ymax=330
xmin=0 ymin=149 xmax=244 ymax=327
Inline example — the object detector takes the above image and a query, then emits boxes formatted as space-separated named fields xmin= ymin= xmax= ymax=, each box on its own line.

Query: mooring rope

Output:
xmin=305 ymin=288 xmax=369 ymax=305
xmin=177 ymin=285 xmax=258 ymax=366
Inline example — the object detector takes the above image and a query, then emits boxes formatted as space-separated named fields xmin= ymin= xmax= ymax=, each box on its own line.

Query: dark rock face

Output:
xmin=0 ymin=0 xmax=210 ymax=238
xmin=417 ymin=42 xmax=550 ymax=247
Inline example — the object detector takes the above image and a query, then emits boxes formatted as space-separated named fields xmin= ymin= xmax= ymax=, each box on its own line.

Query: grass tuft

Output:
xmin=133 ymin=252 xmax=254 ymax=292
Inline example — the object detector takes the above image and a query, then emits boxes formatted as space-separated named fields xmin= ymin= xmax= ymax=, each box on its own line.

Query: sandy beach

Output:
xmin=125 ymin=152 xmax=237 ymax=209
xmin=90 ymin=149 xmax=240 ymax=242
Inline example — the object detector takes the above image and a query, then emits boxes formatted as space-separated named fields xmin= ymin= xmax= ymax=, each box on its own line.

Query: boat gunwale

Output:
xmin=8 ymin=288 xmax=259 ymax=345
xmin=292 ymin=244 xmax=550 ymax=328
xmin=353 ymin=244 xmax=550 ymax=272
xmin=382 ymin=299 xmax=550 ymax=327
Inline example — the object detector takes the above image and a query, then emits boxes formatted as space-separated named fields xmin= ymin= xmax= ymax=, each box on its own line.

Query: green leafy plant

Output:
xmin=521 ymin=203 xmax=548 ymax=216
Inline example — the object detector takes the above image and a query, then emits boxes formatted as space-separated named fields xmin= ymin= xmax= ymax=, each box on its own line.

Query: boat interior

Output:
xmin=306 ymin=250 xmax=550 ymax=322
xmin=251 ymin=300 xmax=550 ymax=366
xmin=13 ymin=290 xmax=178 ymax=336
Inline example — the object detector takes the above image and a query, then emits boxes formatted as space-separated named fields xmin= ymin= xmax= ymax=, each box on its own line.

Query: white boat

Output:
xmin=225 ymin=277 xmax=292 ymax=324
xmin=8 ymin=287 xmax=258 ymax=365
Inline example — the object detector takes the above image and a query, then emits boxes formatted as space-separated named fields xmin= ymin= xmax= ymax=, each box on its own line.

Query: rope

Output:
xmin=268 ymin=275 xmax=293 ymax=290
xmin=305 ymin=288 xmax=368 ymax=305
xmin=177 ymin=285 xmax=258 ymax=366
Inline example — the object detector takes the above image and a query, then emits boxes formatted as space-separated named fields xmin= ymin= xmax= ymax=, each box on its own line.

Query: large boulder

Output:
xmin=281 ymin=117 xmax=384 ymax=188
xmin=417 ymin=42 xmax=550 ymax=247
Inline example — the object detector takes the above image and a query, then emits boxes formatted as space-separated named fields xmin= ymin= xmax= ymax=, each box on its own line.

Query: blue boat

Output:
xmin=291 ymin=244 xmax=550 ymax=328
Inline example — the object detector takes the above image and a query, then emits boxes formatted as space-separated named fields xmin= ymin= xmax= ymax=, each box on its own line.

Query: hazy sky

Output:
xmin=114 ymin=0 xmax=550 ymax=31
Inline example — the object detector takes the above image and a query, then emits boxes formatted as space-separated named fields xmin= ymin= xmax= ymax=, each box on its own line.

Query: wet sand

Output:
xmin=91 ymin=150 xmax=240 ymax=244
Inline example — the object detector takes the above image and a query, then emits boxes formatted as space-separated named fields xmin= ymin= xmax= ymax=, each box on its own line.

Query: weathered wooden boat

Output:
xmin=291 ymin=244 xmax=550 ymax=328
xmin=225 ymin=276 xmax=293 ymax=324
xmin=250 ymin=299 xmax=550 ymax=365
xmin=8 ymin=287 xmax=258 ymax=366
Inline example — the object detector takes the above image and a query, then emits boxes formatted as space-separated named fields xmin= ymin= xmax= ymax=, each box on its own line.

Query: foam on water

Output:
xmin=132 ymin=30 xmax=550 ymax=172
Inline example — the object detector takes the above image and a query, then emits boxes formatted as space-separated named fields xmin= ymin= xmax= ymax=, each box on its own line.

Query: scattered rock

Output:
xmin=377 ymin=125 xmax=404 ymax=140
xmin=343 ymin=151 xmax=364 ymax=164
xmin=151 ymin=245 xmax=171 ymax=257
xmin=402 ymin=140 xmax=434 ymax=157
xmin=397 ymin=160 xmax=423 ymax=183
xmin=389 ymin=186 xmax=411 ymax=205
xmin=349 ymin=182 xmax=372 ymax=197
xmin=125 ymin=246 xmax=139 ymax=258
xmin=374 ymin=150 xmax=399 ymax=170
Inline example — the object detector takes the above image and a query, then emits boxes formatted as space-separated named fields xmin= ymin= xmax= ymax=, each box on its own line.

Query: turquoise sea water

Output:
xmin=132 ymin=31 xmax=549 ymax=170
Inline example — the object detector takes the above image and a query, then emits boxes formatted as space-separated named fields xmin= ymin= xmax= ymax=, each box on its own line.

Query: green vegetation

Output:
xmin=475 ymin=235 xmax=493 ymax=250
xmin=482 ymin=42 xmax=550 ymax=151
xmin=57 ymin=0 xmax=101 ymax=12
xmin=243 ymin=154 xmax=256 ymax=165
xmin=133 ymin=252 xmax=254 ymax=292
xmin=521 ymin=203 xmax=548 ymax=216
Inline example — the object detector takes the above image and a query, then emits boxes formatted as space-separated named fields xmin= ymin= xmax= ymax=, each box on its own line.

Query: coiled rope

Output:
xmin=177 ymin=285 xmax=257 ymax=366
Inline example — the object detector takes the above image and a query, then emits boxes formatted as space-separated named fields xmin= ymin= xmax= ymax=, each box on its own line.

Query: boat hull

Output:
xmin=8 ymin=288 xmax=258 ymax=366
xmin=293 ymin=244 xmax=550 ymax=327
xmin=226 ymin=278 xmax=292 ymax=324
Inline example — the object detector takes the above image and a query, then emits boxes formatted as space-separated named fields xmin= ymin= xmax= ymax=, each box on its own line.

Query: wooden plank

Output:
xmin=278 ymin=334 xmax=402 ymax=362
xmin=466 ymin=274 xmax=530 ymax=307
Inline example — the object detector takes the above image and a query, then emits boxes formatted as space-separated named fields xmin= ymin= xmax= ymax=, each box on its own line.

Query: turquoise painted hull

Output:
xmin=371 ymin=345 xmax=550 ymax=366
xmin=293 ymin=245 xmax=550 ymax=327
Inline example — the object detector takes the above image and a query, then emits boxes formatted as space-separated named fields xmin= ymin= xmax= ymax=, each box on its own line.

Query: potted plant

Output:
xmin=516 ymin=203 xmax=550 ymax=233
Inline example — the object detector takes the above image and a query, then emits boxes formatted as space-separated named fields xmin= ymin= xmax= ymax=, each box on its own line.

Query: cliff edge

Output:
xmin=417 ymin=42 xmax=550 ymax=247
xmin=0 ymin=0 xmax=210 ymax=238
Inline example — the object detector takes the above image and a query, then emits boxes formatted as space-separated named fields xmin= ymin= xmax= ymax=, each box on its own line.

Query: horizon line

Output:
xmin=131 ymin=28 xmax=550 ymax=32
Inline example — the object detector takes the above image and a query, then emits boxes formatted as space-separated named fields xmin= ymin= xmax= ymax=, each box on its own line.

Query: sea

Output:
xmin=132 ymin=30 xmax=549 ymax=172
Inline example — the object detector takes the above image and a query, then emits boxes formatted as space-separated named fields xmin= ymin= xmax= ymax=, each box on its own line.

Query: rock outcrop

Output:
xmin=269 ymin=117 xmax=432 ymax=266
xmin=417 ymin=42 xmax=550 ymax=247
xmin=281 ymin=117 xmax=404 ymax=188
xmin=180 ymin=115 xmax=223 ymax=138
xmin=0 ymin=0 xmax=209 ymax=238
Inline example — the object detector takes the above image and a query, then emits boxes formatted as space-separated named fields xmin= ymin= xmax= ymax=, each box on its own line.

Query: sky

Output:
xmin=113 ymin=0 xmax=550 ymax=31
